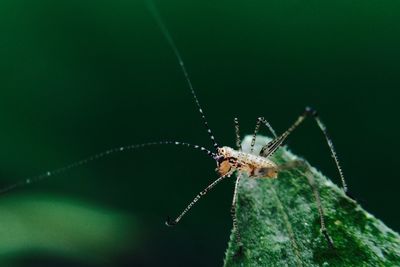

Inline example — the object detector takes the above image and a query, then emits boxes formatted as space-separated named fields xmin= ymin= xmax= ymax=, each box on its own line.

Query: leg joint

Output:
xmin=305 ymin=106 xmax=318 ymax=117
xmin=230 ymin=206 xmax=236 ymax=215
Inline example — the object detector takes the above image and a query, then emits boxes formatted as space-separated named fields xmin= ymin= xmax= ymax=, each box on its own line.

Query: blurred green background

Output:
xmin=0 ymin=0 xmax=399 ymax=266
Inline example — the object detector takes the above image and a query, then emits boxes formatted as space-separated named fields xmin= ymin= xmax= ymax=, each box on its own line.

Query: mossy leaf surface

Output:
xmin=224 ymin=136 xmax=400 ymax=267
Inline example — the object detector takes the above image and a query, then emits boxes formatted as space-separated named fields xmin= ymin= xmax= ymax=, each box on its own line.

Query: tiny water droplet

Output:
xmin=46 ymin=171 xmax=51 ymax=176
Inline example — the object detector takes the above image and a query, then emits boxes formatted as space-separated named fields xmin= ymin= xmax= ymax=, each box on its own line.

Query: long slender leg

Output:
xmin=261 ymin=117 xmax=278 ymax=139
xmin=166 ymin=170 xmax=234 ymax=226
xmin=250 ymin=118 xmax=262 ymax=154
xmin=234 ymin=118 xmax=242 ymax=151
xmin=260 ymin=107 xmax=349 ymax=194
xmin=312 ymin=112 xmax=348 ymax=193
xmin=250 ymin=117 xmax=278 ymax=154
xmin=273 ymin=158 xmax=335 ymax=248
xmin=304 ymin=168 xmax=334 ymax=248
xmin=231 ymin=172 xmax=244 ymax=250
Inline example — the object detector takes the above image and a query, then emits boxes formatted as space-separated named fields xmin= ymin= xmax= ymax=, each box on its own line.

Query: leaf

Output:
xmin=0 ymin=195 xmax=137 ymax=264
xmin=224 ymin=135 xmax=400 ymax=266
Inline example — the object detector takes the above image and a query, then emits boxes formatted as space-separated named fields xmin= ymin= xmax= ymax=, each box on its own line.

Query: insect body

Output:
xmin=147 ymin=1 xmax=351 ymax=252
xmin=217 ymin=146 xmax=278 ymax=178
xmin=1 ymin=1 xmax=352 ymax=256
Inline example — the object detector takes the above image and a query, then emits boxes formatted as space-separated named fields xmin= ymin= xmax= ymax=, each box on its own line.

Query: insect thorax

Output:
xmin=217 ymin=146 xmax=278 ymax=178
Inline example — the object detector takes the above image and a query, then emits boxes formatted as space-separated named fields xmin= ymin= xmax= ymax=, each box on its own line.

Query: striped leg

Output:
xmin=304 ymin=168 xmax=335 ymax=248
xmin=231 ymin=172 xmax=244 ymax=253
xmin=260 ymin=107 xmax=349 ymax=194
xmin=250 ymin=117 xmax=277 ymax=154
xmin=166 ymin=170 xmax=234 ymax=226
xmin=267 ymin=153 xmax=336 ymax=248
xmin=259 ymin=107 xmax=350 ymax=249
xmin=234 ymin=118 xmax=242 ymax=151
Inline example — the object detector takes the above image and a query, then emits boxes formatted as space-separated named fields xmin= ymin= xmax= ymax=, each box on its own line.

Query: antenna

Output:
xmin=146 ymin=0 xmax=220 ymax=150
xmin=0 ymin=141 xmax=216 ymax=196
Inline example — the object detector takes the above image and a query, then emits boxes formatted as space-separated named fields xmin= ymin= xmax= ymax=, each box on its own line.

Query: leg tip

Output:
xmin=345 ymin=190 xmax=357 ymax=202
xmin=233 ymin=244 xmax=244 ymax=259
xmin=165 ymin=216 xmax=177 ymax=227
xmin=305 ymin=106 xmax=318 ymax=116
xmin=321 ymin=229 xmax=335 ymax=250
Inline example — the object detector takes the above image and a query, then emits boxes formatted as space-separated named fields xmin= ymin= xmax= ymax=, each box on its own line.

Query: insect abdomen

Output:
xmin=252 ymin=167 xmax=278 ymax=178
xmin=234 ymin=150 xmax=278 ymax=178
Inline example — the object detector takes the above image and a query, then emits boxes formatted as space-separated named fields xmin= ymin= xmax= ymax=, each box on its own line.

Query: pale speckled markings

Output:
xmin=0 ymin=141 xmax=216 ymax=196
xmin=217 ymin=147 xmax=278 ymax=178
xmin=147 ymin=0 xmax=350 ymax=257
xmin=1 ymin=1 xmax=352 ymax=263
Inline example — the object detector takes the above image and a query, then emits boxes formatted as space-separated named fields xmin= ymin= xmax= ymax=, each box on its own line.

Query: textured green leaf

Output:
xmin=224 ymin=136 xmax=400 ymax=266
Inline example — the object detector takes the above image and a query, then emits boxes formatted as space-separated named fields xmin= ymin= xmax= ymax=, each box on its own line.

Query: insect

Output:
xmin=0 ymin=0 xmax=352 ymax=256
xmin=145 ymin=1 xmax=352 ymax=253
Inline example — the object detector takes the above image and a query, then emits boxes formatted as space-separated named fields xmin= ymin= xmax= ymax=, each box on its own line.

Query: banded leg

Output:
xmin=166 ymin=170 xmax=234 ymax=226
xmin=304 ymin=169 xmax=334 ymax=248
xmin=234 ymin=118 xmax=242 ymax=151
xmin=231 ymin=173 xmax=244 ymax=250
xmin=260 ymin=117 xmax=278 ymax=139
xmin=260 ymin=107 xmax=349 ymax=194
xmin=250 ymin=117 xmax=277 ymax=154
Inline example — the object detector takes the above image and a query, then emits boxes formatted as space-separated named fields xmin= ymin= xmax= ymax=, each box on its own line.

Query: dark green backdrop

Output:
xmin=0 ymin=0 xmax=399 ymax=266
